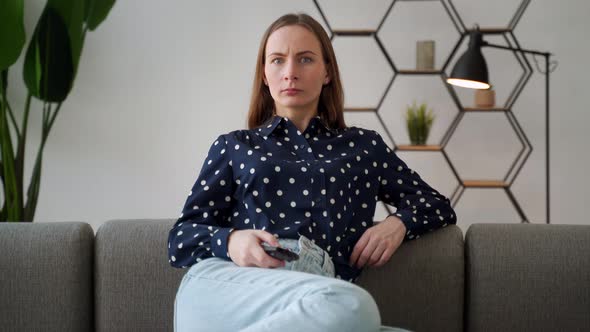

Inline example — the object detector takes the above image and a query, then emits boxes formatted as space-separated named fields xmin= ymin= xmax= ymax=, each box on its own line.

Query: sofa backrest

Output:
xmin=357 ymin=225 xmax=464 ymax=332
xmin=94 ymin=219 xmax=184 ymax=332
xmin=0 ymin=222 xmax=94 ymax=332
xmin=94 ymin=219 xmax=464 ymax=332
xmin=465 ymin=223 xmax=590 ymax=332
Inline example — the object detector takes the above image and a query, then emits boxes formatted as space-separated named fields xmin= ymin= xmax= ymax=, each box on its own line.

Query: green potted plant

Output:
xmin=0 ymin=0 xmax=116 ymax=222
xmin=404 ymin=101 xmax=435 ymax=145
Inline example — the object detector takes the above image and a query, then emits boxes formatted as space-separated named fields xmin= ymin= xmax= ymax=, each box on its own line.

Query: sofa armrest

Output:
xmin=466 ymin=223 xmax=590 ymax=332
xmin=356 ymin=225 xmax=464 ymax=332
xmin=0 ymin=221 xmax=94 ymax=332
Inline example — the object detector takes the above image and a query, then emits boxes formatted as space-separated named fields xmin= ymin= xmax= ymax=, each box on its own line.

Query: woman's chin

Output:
xmin=277 ymin=97 xmax=319 ymax=109
xmin=278 ymin=101 xmax=310 ymax=108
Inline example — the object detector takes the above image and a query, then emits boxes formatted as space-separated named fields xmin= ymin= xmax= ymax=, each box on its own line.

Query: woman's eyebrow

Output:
xmin=267 ymin=50 xmax=317 ymax=58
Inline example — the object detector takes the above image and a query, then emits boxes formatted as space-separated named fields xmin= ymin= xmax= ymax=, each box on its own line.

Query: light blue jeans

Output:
xmin=174 ymin=235 xmax=412 ymax=332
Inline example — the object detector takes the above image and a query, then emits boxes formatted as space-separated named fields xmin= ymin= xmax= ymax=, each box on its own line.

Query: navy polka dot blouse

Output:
xmin=168 ymin=115 xmax=457 ymax=282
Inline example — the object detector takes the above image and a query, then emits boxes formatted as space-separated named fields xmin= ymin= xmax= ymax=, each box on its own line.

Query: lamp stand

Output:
xmin=483 ymin=42 xmax=554 ymax=223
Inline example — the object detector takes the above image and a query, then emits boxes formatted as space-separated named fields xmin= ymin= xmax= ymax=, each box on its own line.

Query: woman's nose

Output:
xmin=283 ymin=61 xmax=298 ymax=81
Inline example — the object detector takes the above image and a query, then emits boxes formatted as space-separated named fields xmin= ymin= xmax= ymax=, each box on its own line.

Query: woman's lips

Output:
xmin=282 ymin=88 xmax=302 ymax=96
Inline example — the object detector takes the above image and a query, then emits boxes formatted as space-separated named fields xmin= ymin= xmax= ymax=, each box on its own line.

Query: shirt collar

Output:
xmin=257 ymin=115 xmax=338 ymax=138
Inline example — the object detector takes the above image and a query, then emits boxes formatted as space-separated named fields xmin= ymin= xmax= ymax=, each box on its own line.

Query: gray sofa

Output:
xmin=1 ymin=220 xmax=589 ymax=332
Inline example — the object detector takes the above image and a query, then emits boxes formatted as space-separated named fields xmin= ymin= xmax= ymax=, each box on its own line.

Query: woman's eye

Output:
xmin=271 ymin=58 xmax=283 ymax=64
xmin=301 ymin=57 xmax=312 ymax=63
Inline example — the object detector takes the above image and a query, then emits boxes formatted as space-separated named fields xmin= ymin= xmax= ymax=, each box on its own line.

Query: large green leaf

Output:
xmin=0 ymin=0 xmax=26 ymax=71
xmin=85 ymin=0 xmax=116 ymax=31
xmin=21 ymin=0 xmax=114 ymax=102
xmin=47 ymin=0 xmax=85 ymax=76
xmin=23 ymin=6 xmax=74 ymax=102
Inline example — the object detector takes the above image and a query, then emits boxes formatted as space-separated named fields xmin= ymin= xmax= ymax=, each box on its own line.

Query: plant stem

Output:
xmin=0 ymin=76 xmax=4 ymax=220
xmin=47 ymin=102 xmax=62 ymax=133
xmin=23 ymin=101 xmax=61 ymax=221
xmin=6 ymin=102 xmax=21 ymax=139
xmin=0 ymin=72 xmax=21 ymax=221
xmin=14 ymin=93 xmax=32 ymax=218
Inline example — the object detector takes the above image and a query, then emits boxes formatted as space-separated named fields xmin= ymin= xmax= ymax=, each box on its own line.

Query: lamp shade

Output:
xmin=447 ymin=29 xmax=490 ymax=89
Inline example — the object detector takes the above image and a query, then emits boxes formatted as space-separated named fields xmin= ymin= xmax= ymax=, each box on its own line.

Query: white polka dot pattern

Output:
xmin=167 ymin=115 xmax=456 ymax=282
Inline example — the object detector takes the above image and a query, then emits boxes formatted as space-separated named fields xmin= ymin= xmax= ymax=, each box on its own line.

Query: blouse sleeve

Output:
xmin=168 ymin=134 xmax=236 ymax=269
xmin=373 ymin=130 xmax=457 ymax=241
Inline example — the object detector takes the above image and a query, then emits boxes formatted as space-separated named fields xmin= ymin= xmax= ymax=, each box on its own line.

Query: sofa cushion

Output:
xmin=465 ymin=223 xmax=590 ymax=332
xmin=0 ymin=221 xmax=94 ymax=332
xmin=94 ymin=219 xmax=184 ymax=332
xmin=356 ymin=225 xmax=464 ymax=332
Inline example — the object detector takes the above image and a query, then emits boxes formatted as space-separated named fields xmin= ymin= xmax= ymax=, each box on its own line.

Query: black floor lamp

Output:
xmin=447 ymin=25 xmax=557 ymax=223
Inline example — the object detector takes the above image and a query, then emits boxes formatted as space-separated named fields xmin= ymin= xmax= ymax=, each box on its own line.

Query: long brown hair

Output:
xmin=247 ymin=13 xmax=346 ymax=131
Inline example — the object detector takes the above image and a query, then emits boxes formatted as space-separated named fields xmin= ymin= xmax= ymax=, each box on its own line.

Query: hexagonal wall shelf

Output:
xmin=313 ymin=0 xmax=541 ymax=223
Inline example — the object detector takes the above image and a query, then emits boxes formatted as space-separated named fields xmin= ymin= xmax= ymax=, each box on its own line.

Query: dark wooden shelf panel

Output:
xmin=332 ymin=29 xmax=376 ymax=36
xmin=463 ymin=180 xmax=510 ymax=188
xmin=397 ymin=69 xmax=442 ymax=75
xmin=396 ymin=145 xmax=442 ymax=151
xmin=344 ymin=108 xmax=376 ymax=112
xmin=463 ymin=107 xmax=509 ymax=112
xmin=465 ymin=27 xmax=513 ymax=34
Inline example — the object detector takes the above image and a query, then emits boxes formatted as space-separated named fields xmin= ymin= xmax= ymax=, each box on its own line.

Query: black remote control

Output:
xmin=261 ymin=242 xmax=299 ymax=262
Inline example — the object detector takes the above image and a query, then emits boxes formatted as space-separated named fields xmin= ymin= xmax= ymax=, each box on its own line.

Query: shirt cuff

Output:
xmin=211 ymin=227 xmax=235 ymax=260
xmin=388 ymin=211 xmax=420 ymax=241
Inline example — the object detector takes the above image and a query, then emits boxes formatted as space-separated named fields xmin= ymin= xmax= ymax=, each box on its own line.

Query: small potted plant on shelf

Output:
xmin=405 ymin=101 xmax=435 ymax=145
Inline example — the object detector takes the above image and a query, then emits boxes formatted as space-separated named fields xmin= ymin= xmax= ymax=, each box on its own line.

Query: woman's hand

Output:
xmin=227 ymin=229 xmax=286 ymax=268
xmin=349 ymin=216 xmax=406 ymax=269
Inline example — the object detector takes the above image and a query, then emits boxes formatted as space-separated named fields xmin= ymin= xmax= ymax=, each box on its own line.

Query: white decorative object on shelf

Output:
xmin=416 ymin=40 xmax=435 ymax=70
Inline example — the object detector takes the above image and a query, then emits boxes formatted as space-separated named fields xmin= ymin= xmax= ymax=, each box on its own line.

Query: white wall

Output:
xmin=6 ymin=0 xmax=589 ymax=234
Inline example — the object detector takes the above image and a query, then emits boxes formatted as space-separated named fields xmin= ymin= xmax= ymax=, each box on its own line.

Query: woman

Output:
xmin=168 ymin=13 xmax=456 ymax=332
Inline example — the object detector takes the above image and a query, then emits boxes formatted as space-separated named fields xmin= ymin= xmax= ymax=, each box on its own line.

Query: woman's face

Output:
xmin=263 ymin=25 xmax=330 ymax=114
